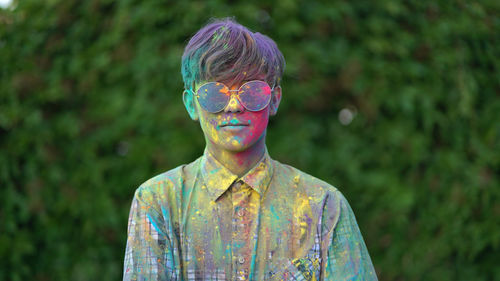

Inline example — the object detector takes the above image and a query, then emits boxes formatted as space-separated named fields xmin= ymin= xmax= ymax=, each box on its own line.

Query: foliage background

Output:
xmin=1 ymin=0 xmax=499 ymax=280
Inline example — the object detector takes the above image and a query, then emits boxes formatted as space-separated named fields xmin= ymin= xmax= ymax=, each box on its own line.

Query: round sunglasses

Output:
xmin=188 ymin=80 xmax=274 ymax=113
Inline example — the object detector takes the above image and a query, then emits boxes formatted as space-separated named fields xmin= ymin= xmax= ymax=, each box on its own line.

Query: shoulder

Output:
xmin=133 ymin=157 xmax=201 ymax=208
xmin=271 ymin=159 xmax=350 ymax=230
xmin=271 ymin=158 xmax=341 ymax=199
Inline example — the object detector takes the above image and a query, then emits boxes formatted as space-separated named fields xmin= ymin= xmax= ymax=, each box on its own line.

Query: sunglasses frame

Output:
xmin=189 ymin=80 xmax=275 ymax=113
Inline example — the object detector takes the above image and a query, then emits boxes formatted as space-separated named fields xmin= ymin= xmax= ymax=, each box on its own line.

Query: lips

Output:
xmin=221 ymin=123 xmax=248 ymax=127
xmin=219 ymin=120 xmax=249 ymax=127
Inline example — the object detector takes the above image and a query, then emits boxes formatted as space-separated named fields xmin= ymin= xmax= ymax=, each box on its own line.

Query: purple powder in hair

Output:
xmin=181 ymin=18 xmax=285 ymax=90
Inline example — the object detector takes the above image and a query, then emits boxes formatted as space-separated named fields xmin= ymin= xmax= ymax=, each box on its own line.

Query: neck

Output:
xmin=206 ymin=138 xmax=266 ymax=177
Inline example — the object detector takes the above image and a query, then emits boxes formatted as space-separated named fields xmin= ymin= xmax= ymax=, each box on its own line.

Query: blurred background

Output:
xmin=1 ymin=0 xmax=499 ymax=280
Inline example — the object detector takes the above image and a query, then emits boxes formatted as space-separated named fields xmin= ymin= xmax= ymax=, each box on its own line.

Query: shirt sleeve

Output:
xmin=324 ymin=192 xmax=378 ymax=280
xmin=123 ymin=188 xmax=175 ymax=281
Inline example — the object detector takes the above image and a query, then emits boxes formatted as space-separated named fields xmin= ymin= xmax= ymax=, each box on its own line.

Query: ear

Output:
xmin=269 ymin=86 xmax=282 ymax=116
xmin=182 ymin=89 xmax=199 ymax=121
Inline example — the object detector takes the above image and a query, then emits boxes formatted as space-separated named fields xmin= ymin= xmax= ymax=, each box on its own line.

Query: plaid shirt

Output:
xmin=123 ymin=150 xmax=377 ymax=281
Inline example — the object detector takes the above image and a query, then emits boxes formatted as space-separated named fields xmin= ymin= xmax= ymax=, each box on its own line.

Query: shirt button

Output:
xmin=237 ymin=209 xmax=244 ymax=217
xmin=238 ymin=256 xmax=245 ymax=264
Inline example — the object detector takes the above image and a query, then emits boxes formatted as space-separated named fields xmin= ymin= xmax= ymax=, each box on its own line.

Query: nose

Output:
xmin=223 ymin=90 xmax=244 ymax=113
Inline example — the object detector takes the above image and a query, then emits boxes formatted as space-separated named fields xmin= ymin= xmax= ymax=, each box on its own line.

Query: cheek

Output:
xmin=200 ymin=114 xmax=220 ymax=128
xmin=246 ymin=113 xmax=269 ymax=136
xmin=199 ymin=115 xmax=222 ymax=142
xmin=208 ymin=118 xmax=218 ymax=128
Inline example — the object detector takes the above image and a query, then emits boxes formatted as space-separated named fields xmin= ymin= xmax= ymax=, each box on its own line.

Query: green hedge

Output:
xmin=1 ymin=0 xmax=498 ymax=280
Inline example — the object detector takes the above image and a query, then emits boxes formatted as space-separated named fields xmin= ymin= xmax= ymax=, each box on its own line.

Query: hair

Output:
xmin=181 ymin=18 xmax=285 ymax=91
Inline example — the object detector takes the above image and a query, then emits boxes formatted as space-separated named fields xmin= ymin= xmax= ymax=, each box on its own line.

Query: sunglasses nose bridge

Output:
xmin=224 ymin=90 xmax=244 ymax=112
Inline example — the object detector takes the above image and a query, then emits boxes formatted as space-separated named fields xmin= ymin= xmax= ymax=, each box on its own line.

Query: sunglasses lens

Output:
xmin=238 ymin=81 xmax=272 ymax=111
xmin=197 ymin=82 xmax=229 ymax=113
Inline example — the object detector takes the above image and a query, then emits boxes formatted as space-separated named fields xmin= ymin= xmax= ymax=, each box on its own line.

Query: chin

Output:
xmin=219 ymin=139 xmax=252 ymax=152
xmin=206 ymin=134 xmax=259 ymax=153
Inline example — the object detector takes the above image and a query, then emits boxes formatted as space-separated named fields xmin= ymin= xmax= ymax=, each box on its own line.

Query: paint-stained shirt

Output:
xmin=123 ymin=149 xmax=377 ymax=281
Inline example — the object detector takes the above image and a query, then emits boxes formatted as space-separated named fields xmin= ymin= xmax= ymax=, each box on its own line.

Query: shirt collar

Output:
xmin=200 ymin=148 xmax=274 ymax=201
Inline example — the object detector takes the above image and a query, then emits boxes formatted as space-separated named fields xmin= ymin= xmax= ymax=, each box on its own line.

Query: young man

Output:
xmin=124 ymin=18 xmax=377 ymax=281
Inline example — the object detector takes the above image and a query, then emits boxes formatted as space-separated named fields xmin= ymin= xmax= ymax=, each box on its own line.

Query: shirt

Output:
xmin=123 ymin=149 xmax=377 ymax=281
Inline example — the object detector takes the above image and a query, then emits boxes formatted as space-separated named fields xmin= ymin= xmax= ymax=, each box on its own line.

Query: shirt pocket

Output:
xmin=269 ymin=257 xmax=321 ymax=281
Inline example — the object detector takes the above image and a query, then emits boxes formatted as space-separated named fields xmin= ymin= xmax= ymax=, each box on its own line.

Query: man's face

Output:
xmin=184 ymin=78 xmax=281 ymax=153
xmin=194 ymin=80 xmax=272 ymax=152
